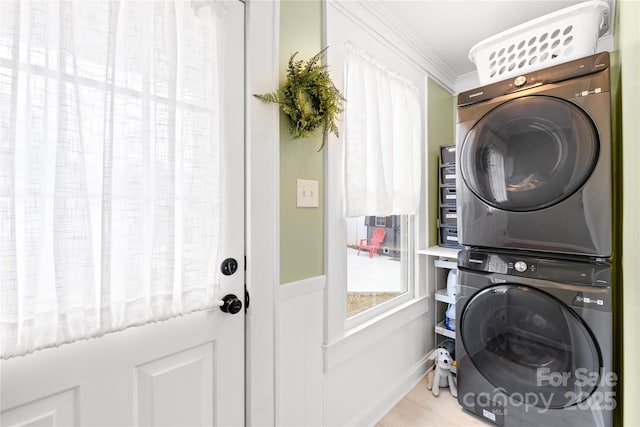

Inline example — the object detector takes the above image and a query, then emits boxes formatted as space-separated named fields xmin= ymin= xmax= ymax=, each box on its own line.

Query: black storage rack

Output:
xmin=438 ymin=144 xmax=462 ymax=249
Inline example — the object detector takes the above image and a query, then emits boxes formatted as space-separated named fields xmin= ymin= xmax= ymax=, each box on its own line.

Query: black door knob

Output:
xmin=219 ymin=294 xmax=243 ymax=314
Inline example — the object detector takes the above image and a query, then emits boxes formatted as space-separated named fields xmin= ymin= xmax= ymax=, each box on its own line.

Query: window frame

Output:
xmin=322 ymin=0 xmax=434 ymax=359
xmin=345 ymin=214 xmax=417 ymax=329
xmin=323 ymin=67 xmax=429 ymax=349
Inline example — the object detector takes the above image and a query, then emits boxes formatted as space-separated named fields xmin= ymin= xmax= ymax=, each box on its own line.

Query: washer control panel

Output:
xmin=508 ymin=259 xmax=537 ymax=275
xmin=458 ymin=249 xmax=611 ymax=287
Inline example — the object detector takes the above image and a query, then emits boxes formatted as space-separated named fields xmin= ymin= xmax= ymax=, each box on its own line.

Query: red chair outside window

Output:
xmin=357 ymin=228 xmax=387 ymax=258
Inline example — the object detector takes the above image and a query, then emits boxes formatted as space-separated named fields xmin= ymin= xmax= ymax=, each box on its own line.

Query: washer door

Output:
xmin=460 ymin=96 xmax=599 ymax=212
xmin=460 ymin=284 xmax=601 ymax=409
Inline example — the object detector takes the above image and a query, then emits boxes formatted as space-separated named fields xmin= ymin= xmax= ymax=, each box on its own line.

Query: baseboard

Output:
xmin=347 ymin=354 xmax=431 ymax=426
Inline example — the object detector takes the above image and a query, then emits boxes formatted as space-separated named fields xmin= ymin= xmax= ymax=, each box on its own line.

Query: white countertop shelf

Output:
xmin=434 ymin=259 xmax=457 ymax=270
xmin=416 ymin=245 xmax=460 ymax=259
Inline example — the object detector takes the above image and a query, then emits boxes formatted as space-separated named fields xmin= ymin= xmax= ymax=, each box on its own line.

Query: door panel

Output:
xmin=1 ymin=389 xmax=75 ymax=427
xmin=0 ymin=2 xmax=245 ymax=426
xmin=2 ymin=311 xmax=242 ymax=426
xmin=135 ymin=343 xmax=214 ymax=426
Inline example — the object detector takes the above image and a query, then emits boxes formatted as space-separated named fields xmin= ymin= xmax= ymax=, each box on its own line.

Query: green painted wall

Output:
xmin=279 ymin=1 xmax=324 ymax=284
xmin=427 ymin=79 xmax=455 ymax=246
xmin=278 ymin=8 xmax=455 ymax=280
xmin=617 ymin=1 xmax=640 ymax=425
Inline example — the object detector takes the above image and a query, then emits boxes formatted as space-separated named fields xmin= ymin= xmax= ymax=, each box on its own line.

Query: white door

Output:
xmin=0 ymin=2 xmax=245 ymax=426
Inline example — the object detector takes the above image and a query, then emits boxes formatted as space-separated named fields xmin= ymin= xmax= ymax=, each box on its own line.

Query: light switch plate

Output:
xmin=297 ymin=179 xmax=319 ymax=208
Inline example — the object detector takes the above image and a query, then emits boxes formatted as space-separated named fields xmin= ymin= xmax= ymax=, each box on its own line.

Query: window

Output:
xmin=340 ymin=44 xmax=422 ymax=326
xmin=374 ymin=216 xmax=387 ymax=227
xmin=324 ymin=38 xmax=425 ymax=344
xmin=0 ymin=1 xmax=224 ymax=359
xmin=346 ymin=215 xmax=413 ymax=318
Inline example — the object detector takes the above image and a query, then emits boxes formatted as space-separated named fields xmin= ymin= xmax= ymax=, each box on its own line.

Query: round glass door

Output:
xmin=460 ymin=284 xmax=601 ymax=409
xmin=460 ymin=96 xmax=599 ymax=212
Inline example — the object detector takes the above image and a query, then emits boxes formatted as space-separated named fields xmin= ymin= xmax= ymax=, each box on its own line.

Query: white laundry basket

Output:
xmin=469 ymin=0 xmax=610 ymax=85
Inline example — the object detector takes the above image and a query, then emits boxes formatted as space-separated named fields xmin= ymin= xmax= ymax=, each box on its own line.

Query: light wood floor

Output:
xmin=376 ymin=375 xmax=490 ymax=427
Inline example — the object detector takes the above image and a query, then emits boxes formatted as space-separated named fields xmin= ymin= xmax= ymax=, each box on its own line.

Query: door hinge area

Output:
xmin=244 ymin=284 xmax=250 ymax=313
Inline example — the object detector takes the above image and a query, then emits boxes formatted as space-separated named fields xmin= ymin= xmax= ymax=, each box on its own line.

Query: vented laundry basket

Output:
xmin=469 ymin=0 xmax=610 ymax=85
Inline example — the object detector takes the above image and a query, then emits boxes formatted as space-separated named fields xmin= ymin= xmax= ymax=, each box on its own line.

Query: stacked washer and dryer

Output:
xmin=454 ymin=52 xmax=615 ymax=427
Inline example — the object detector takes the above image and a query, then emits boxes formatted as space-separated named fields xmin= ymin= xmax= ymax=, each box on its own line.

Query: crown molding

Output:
xmin=328 ymin=0 xmax=617 ymax=96
xmin=455 ymin=71 xmax=481 ymax=95
xmin=328 ymin=0 xmax=458 ymax=94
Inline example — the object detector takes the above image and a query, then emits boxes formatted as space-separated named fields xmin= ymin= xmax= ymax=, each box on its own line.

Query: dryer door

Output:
xmin=460 ymin=284 xmax=601 ymax=409
xmin=460 ymin=95 xmax=599 ymax=212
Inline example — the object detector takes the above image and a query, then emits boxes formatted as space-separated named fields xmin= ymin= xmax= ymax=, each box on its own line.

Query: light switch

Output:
xmin=297 ymin=179 xmax=319 ymax=208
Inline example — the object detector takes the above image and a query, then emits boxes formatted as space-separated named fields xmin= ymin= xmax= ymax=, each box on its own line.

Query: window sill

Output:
xmin=322 ymin=296 xmax=429 ymax=372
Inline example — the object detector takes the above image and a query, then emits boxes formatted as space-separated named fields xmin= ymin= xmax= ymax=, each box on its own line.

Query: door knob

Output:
xmin=219 ymin=294 xmax=243 ymax=314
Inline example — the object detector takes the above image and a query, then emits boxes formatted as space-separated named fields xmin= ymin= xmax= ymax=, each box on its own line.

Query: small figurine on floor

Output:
xmin=426 ymin=340 xmax=457 ymax=398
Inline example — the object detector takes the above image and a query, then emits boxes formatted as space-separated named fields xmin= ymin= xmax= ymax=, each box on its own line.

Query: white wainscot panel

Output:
xmin=324 ymin=313 xmax=430 ymax=427
xmin=1 ymin=388 xmax=76 ymax=427
xmin=279 ymin=276 xmax=325 ymax=427
xmin=135 ymin=343 xmax=214 ymax=427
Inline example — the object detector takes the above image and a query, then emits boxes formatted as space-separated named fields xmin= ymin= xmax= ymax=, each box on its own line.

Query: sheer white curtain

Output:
xmin=0 ymin=0 xmax=223 ymax=359
xmin=343 ymin=43 xmax=422 ymax=218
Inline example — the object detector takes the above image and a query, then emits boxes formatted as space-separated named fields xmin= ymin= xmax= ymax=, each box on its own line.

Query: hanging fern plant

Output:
xmin=255 ymin=47 xmax=345 ymax=151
